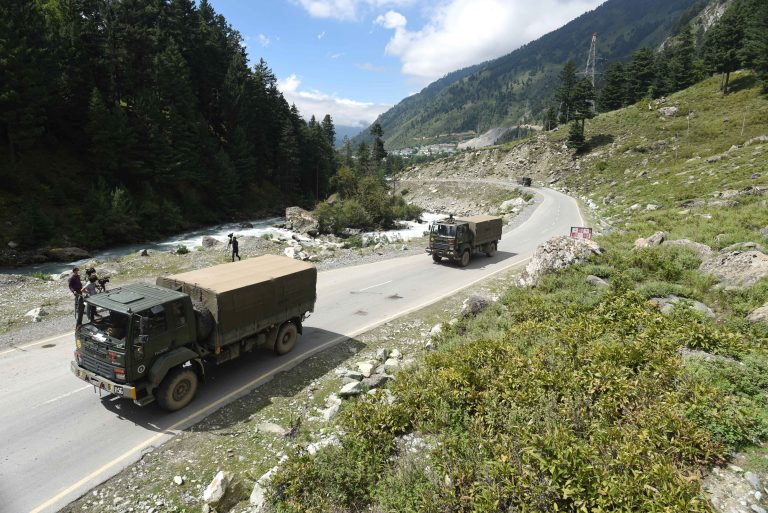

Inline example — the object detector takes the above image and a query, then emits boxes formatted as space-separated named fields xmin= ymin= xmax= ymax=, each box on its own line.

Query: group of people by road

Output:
xmin=68 ymin=267 xmax=106 ymax=327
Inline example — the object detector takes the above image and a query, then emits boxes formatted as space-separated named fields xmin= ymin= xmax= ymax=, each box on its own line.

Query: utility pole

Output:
xmin=585 ymin=32 xmax=598 ymax=88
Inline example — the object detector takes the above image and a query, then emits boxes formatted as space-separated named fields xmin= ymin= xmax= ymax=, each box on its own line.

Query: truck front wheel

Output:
xmin=459 ymin=249 xmax=471 ymax=267
xmin=275 ymin=322 xmax=298 ymax=355
xmin=157 ymin=367 xmax=199 ymax=412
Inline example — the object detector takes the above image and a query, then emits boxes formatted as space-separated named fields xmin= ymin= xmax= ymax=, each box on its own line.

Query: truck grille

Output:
xmin=80 ymin=352 xmax=115 ymax=377
xmin=432 ymin=241 xmax=452 ymax=250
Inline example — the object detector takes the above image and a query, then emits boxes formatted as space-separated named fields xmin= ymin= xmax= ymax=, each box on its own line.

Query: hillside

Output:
xmin=363 ymin=0 xmax=709 ymax=149
xmin=57 ymin=73 xmax=768 ymax=513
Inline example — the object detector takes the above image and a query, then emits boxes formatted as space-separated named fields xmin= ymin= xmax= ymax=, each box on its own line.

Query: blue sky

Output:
xmin=211 ymin=0 xmax=604 ymax=129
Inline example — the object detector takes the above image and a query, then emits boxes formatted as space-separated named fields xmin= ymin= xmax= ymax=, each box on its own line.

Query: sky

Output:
xmin=211 ymin=0 xmax=605 ymax=130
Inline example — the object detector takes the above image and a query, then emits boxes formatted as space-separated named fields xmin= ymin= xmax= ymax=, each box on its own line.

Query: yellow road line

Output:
xmin=28 ymin=254 xmax=531 ymax=513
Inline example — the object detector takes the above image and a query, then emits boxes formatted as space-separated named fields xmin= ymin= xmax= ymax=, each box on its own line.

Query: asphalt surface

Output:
xmin=0 ymin=186 xmax=583 ymax=513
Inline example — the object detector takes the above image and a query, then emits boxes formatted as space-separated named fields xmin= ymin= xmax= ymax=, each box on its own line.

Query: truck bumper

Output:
xmin=426 ymin=248 xmax=459 ymax=259
xmin=71 ymin=361 xmax=140 ymax=401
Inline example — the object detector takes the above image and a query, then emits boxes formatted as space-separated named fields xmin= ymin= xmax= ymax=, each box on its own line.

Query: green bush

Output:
xmin=175 ymin=244 xmax=189 ymax=255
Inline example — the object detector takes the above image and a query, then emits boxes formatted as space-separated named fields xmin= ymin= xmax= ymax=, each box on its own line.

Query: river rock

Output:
xmin=747 ymin=303 xmax=768 ymax=324
xmin=202 ymin=471 xmax=233 ymax=505
xmin=201 ymin=236 xmax=220 ymax=248
xmin=664 ymin=239 xmax=713 ymax=260
xmin=173 ymin=476 xmax=184 ymax=486
xmin=518 ymin=236 xmax=602 ymax=287
xmin=138 ymin=249 xmax=149 ymax=257
xmin=7 ymin=241 xmax=18 ymax=249
xmin=699 ymin=251 xmax=768 ymax=289
xmin=651 ymin=295 xmax=715 ymax=318
xmin=285 ymin=207 xmax=319 ymax=237
xmin=44 ymin=247 xmax=91 ymax=261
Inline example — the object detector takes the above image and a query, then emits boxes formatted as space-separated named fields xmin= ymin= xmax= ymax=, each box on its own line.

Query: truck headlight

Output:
xmin=76 ymin=338 xmax=82 ymax=349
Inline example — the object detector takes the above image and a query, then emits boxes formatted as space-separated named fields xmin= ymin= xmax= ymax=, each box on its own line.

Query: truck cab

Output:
xmin=72 ymin=284 xmax=202 ymax=408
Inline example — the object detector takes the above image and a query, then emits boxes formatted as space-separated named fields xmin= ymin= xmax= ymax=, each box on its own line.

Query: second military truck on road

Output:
xmin=71 ymin=255 xmax=317 ymax=411
xmin=426 ymin=215 xmax=503 ymax=267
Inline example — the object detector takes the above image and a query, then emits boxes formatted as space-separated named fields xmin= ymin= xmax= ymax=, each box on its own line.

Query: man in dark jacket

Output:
xmin=68 ymin=267 xmax=84 ymax=326
xmin=231 ymin=236 xmax=241 ymax=261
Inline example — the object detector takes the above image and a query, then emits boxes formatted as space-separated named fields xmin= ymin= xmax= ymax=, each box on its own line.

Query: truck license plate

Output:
xmin=112 ymin=386 xmax=123 ymax=395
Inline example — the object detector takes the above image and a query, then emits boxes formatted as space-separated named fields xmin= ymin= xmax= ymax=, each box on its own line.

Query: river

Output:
xmin=2 ymin=213 xmax=444 ymax=278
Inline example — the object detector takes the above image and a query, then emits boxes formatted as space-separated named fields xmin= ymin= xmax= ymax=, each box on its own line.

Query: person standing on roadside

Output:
xmin=68 ymin=267 xmax=83 ymax=326
xmin=81 ymin=274 xmax=100 ymax=321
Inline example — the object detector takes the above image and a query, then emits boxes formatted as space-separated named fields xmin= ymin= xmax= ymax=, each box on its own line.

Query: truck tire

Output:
xmin=486 ymin=242 xmax=497 ymax=257
xmin=432 ymin=254 xmax=442 ymax=263
xmin=459 ymin=249 xmax=471 ymax=267
xmin=274 ymin=321 xmax=298 ymax=355
xmin=192 ymin=301 xmax=214 ymax=342
xmin=156 ymin=367 xmax=199 ymax=412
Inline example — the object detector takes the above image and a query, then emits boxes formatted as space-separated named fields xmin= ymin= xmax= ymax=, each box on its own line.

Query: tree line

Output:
xmin=0 ymin=0 xmax=338 ymax=249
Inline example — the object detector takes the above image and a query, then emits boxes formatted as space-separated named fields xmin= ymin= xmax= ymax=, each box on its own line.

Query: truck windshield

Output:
xmin=432 ymin=224 xmax=456 ymax=237
xmin=82 ymin=307 xmax=130 ymax=348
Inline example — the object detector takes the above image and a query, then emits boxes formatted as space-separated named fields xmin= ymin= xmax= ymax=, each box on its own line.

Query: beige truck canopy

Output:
xmin=156 ymin=255 xmax=317 ymax=347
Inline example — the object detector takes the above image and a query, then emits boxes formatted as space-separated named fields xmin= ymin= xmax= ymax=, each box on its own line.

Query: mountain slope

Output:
xmin=371 ymin=0 xmax=707 ymax=149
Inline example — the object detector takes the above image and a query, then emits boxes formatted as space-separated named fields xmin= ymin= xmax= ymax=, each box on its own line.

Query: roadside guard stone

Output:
xmin=339 ymin=381 xmax=362 ymax=398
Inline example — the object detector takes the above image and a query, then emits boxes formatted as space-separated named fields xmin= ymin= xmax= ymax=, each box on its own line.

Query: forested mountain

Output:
xmin=0 ymin=0 xmax=336 ymax=251
xmin=366 ymin=0 xmax=709 ymax=149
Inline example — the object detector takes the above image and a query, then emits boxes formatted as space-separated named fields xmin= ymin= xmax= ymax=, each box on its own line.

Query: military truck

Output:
xmin=517 ymin=177 xmax=532 ymax=187
xmin=426 ymin=215 xmax=503 ymax=267
xmin=71 ymin=255 xmax=317 ymax=411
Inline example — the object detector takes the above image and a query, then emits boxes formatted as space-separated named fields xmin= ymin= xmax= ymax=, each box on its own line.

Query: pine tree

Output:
xmin=542 ymin=106 xmax=558 ymax=131
xmin=599 ymin=62 xmax=627 ymax=111
xmin=566 ymin=78 xmax=595 ymax=152
xmin=370 ymin=122 xmax=387 ymax=166
xmin=741 ymin=0 xmax=768 ymax=90
xmin=626 ymin=48 xmax=656 ymax=102
xmin=703 ymin=5 xmax=744 ymax=93
xmin=321 ymin=114 xmax=336 ymax=147
xmin=555 ymin=61 xmax=578 ymax=123
xmin=669 ymin=26 xmax=698 ymax=91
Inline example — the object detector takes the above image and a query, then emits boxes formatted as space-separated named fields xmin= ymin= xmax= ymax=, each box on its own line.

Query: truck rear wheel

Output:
xmin=432 ymin=254 xmax=442 ymax=263
xmin=275 ymin=322 xmax=298 ymax=355
xmin=459 ymin=249 xmax=471 ymax=267
xmin=486 ymin=242 xmax=497 ymax=257
xmin=157 ymin=367 xmax=198 ymax=412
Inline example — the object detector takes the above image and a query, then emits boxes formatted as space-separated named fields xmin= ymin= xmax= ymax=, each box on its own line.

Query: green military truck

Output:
xmin=71 ymin=255 xmax=317 ymax=411
xmin=426 ymin=215 xmax=503 ymax=267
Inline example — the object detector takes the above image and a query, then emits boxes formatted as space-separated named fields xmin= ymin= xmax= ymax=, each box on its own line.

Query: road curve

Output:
xmin=0 ymin=187 xmax=582 ymax=513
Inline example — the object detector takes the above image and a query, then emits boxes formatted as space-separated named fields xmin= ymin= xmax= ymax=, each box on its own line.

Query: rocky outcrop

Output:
xmin=285 ymin=207 xmax=319 ymax=237
xmin=518 ymin=236 xmax=602 ymax=287
xmin=699 ymin=251 xmax=768 ymax=289
xmin=461 ymin=295 xmax=492 ymax=317
xmin=44 ymin=247 xmax=91 ymax=261
xmin=201 ymin=235 xmax=220 ymax=248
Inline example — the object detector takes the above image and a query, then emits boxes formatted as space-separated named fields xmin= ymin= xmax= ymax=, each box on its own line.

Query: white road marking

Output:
xmin=358 ymin=280 xmax=392 ymax=292
xmin=37 ymin=385 xmax=90 ymax=407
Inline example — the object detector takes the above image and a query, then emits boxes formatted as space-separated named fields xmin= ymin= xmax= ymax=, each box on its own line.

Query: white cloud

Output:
xmin=317 ymin=31 xmax=326 ymax=39
xmin=278 ymin=73 xmax=391 ymax=127
xmin=257 ymin=34 xmax=271 ymax=47
xmin=376 ymin=0 xmax=603 ymax=83
xmin=358 ymin=62 xmax=386 ymax=72
xmin=295 ymin=0 xmax=415 ymax=21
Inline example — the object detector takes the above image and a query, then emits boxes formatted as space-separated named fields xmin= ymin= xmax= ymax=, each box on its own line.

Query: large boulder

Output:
xmin=44 ymin=247 xmax=90 ymax=261
xmin=285 ymin=207 xmax=320 ymax=237
xmin=202 ymin=471 xmax=233 ymax=505
xmin=518 ymin=236 xmax=602 ymax=287
xmin=699 ymin=251 xmax=768 ymax=289
xmin=663 ymin=239 xmax=713 ymax=260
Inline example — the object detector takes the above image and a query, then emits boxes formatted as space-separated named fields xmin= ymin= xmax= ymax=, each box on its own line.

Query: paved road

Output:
xmin=0 ymin=187 xmax=582 ymax=513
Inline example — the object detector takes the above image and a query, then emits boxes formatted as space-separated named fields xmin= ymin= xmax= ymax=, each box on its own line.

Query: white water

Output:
xmin=4 ymin=213 xmax=442 ymax=278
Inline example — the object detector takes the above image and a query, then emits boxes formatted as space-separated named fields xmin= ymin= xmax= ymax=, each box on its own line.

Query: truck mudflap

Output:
xmin=71 ymin=361 xmax=150 ymax=404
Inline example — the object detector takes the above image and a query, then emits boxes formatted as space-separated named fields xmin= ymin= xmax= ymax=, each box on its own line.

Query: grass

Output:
xmin=268 ymin=73 xmax=768 ymax=512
